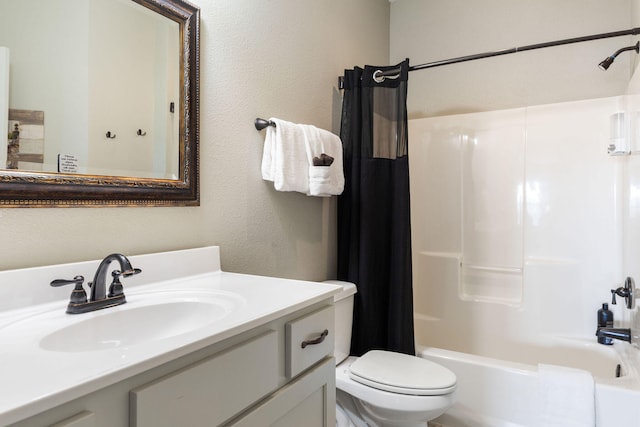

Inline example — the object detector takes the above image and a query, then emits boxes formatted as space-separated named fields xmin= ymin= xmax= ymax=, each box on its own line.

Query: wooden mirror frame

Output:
xmin=0 ymin=0 xmax=199 ymax=207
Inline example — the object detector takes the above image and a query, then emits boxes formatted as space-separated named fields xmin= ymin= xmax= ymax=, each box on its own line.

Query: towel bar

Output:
xmin=255 ymin=118 xmax=276 ymax=131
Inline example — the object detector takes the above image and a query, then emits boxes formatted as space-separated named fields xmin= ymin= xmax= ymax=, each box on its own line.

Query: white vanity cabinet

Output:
xmin=10 ymin=302 xmax=335 ymax=427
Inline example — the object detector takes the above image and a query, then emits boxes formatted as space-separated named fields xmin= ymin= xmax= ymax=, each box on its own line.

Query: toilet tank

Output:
xmin=323 ymin=280 xmax=357 ymax=364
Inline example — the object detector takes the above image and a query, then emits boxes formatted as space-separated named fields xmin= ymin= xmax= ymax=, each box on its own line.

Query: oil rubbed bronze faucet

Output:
xmin=50 ymin=253 xmax=141 ymax=314
xmin=596 ymin=327 xmax=632 ymax=345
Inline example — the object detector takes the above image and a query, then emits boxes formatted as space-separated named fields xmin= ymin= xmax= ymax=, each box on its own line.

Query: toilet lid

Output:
xmin=349 ymin=350 xmax=457 ymax=396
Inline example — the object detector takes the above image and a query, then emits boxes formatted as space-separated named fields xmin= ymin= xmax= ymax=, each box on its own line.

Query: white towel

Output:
xmin=261 ymin=118 xmax=344 ymax=197
xmin=301 ymin=125 xmax=344 ymax=197
xmin=537 ymin=364 xmax=595 ymax=427
xmin=261 ymin=118 xmax=309 ymax=193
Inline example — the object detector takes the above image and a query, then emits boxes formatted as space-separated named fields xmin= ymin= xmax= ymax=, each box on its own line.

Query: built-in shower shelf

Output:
xmin=460 ymin=263 xmax=523 ymax=305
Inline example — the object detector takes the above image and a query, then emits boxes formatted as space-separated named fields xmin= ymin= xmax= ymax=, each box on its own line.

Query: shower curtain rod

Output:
xmin=339 ymin=27 xmax=640 ymax=88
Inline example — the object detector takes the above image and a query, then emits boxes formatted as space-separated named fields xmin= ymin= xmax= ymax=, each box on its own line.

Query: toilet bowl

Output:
xmin=326 ymin=280 xmax=456 ymax=427
xmin=336 ymin=353 xmax=456 ymax=426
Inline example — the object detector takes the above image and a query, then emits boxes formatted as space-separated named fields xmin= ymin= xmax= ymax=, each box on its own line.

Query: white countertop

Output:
xmin=0 ymin=246 xmax=340 ymax=425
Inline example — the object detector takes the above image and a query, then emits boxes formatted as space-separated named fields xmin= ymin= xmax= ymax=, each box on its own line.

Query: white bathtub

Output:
xmin=418 ymin=341 xmax=640 ymax=427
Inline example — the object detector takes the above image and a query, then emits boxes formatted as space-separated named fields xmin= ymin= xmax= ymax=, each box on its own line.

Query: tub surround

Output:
xmin=0 ymin=246 xmax=341 ymax=426
xmin=409 ymin=93 xmax=640 ymax=360
xmin=409 ymin=90 xmax=640 ymax=426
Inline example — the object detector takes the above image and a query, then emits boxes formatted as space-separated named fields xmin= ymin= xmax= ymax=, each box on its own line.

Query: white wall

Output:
xmin=0 ymin=0 xmax=389 ymax=280
xmin=391 ymin=0 xmax=634 ymax=118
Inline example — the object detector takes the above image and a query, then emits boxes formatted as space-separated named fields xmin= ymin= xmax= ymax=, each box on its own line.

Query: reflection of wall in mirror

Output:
xmin=88 ymin=0 xmax=179 ymax=179
xmin=0 ymin=0 xmax=179 ymax=179
xmin=0 ymin=47 xmax=8 ymax=169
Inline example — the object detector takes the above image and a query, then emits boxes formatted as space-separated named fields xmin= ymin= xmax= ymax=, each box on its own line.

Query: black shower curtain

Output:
xmin=337 ymin=59 xmax=415 ymax=356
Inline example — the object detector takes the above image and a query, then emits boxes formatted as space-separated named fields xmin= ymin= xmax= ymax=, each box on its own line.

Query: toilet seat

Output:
xmin=349 ymin=350 xmax=457 ymax=396
xmin=336 ymin=359 xmax=455 ymax=415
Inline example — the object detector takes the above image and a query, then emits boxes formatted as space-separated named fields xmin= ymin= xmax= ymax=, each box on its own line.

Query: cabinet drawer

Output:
xmin=130 ymin=330 xmax=278 ymax=427
xmin=286 ymin=306 xmax=334 ymax=378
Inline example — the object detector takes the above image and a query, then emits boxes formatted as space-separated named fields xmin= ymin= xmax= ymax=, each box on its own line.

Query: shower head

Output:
xmin=598 ymin=41 xmax=640 ymax=70
xmin=598 ymin=56 xmax=615 ymax=71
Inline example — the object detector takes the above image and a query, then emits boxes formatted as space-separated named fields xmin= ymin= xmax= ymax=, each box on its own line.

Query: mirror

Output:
xmin=0 ymin=0 xmax=199 ymax=207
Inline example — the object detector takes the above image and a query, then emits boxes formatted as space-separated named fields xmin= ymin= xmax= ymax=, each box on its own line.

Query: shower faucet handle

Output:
xmin=611 ymin=277 xmax=635 ymax=309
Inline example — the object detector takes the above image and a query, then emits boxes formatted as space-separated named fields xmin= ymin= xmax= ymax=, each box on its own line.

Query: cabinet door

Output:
xmin=228 ymin=357 xmax=336 ymax=427
xmin=131 ymin=331 xmax=279 ymax=427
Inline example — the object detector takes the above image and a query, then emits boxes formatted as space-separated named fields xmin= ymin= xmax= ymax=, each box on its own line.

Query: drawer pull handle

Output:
xmin=301 ymin=329 xmax=329 ymax=348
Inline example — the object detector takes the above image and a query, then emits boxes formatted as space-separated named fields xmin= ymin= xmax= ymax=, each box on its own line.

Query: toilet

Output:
xmin=326 ymin=280 xmax=457 ymax=427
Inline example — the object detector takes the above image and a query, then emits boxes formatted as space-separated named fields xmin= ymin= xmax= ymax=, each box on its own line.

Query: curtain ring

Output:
xmin=373 ymin=69 xmax=401 ymax=84
xmin=373 ymin=70 xmax=386 ymax=83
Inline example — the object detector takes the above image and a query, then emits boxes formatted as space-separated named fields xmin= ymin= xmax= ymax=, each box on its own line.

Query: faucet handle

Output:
xmin=108 ymin=270 xmax=125 ymax=298
xmin=611 ymin=277 xmax=635 ymax=309
xmin=121 ymin=268 xmax=142 ymax=277
xmin=50 ymin=275 xmax=88 ymax=305
xmin=50 ymin=275 xmax=84 ymax=288
xmin=611 ymin=287 xmax=628 ymax=305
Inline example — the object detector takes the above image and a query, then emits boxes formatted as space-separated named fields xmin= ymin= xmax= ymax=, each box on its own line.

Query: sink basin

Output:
xmin=37 ymin=291 xmax=243 ymax=352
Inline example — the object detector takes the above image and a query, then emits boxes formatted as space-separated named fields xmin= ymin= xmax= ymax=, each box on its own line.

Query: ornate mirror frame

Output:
xmin=0 ymin=0 xmax=199 ymax=207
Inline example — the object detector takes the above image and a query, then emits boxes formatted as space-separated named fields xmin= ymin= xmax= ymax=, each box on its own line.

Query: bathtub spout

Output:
xmin=595 ymin=327 xmax=631 ymax=345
